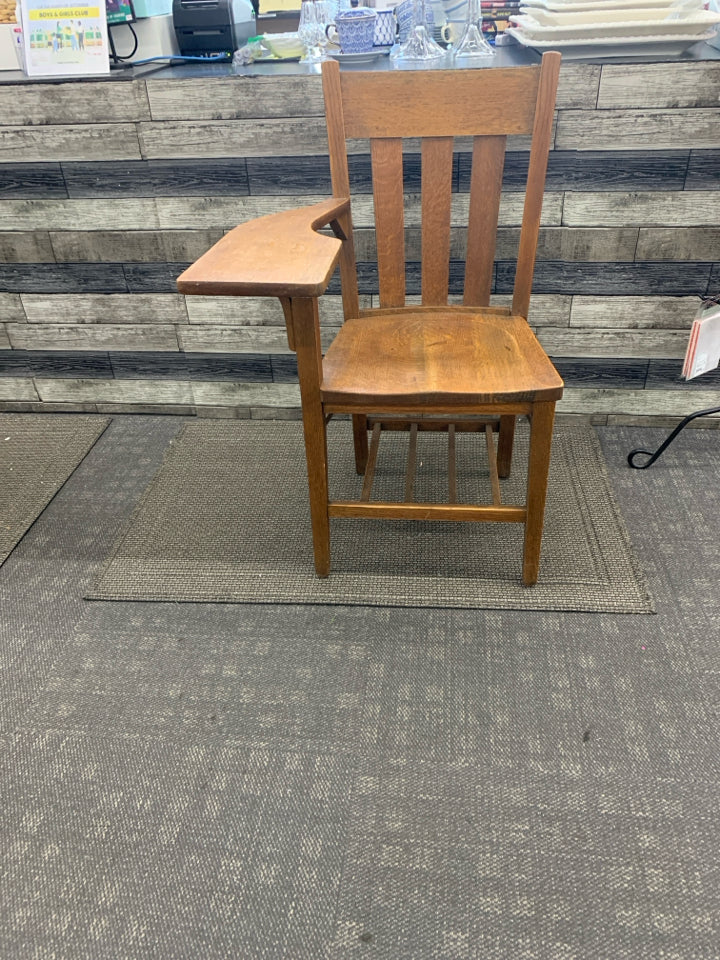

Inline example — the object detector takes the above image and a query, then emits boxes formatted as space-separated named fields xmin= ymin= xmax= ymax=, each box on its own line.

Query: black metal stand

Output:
xmin=627 ymin=405 xmax=720 ymax=469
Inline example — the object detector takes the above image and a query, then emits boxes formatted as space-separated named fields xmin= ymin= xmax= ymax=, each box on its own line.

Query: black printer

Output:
xmin=173 ymin=0 xmax=257 ymax=57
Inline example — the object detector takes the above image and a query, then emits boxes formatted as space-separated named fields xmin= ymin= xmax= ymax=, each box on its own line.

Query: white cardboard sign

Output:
xmin=19 ymin=0 xmax=110 ymax=76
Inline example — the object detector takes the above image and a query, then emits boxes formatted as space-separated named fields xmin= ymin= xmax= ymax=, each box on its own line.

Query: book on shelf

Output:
xmin=682 ymin=300 xmax=720 ymax=380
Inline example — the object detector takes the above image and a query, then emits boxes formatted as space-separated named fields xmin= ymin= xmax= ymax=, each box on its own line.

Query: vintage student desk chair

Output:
xmin=178 ymin=53 xmax=564 ymax=585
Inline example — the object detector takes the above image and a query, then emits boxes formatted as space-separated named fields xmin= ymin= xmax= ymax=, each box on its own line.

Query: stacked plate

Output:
xmin=506 ymin=0 xmax=720 ymax=57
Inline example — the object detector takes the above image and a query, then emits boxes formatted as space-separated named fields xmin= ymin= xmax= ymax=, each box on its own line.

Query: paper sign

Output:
xmin=19 ymin=0 xmax=110 ymax=76
xmin=683 ymin=300 xmax=720 ymax=380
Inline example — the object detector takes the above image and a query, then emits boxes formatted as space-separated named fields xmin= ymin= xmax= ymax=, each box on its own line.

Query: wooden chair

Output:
xmin=178 ymin=53 xmax=564 ymax=585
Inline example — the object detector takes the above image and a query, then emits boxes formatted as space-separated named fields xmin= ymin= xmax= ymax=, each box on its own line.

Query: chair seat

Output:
xmin=321 ymin=308 xmax=564 ymax=408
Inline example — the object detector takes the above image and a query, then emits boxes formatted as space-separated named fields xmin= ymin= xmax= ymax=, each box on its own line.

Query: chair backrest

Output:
xmin=321 ymin=54 xmax=561 ymax=320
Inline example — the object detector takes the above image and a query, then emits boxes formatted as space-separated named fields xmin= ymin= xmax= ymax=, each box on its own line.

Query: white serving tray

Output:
xmin=506 ymin=24 xmax=715 ymax=55
xmin=511 ymin=9 xmax=720 ymax=39
xmin=519 ymin=4 xmax=703 ymax=25
xmin=520 ymin=0 xmax=701 ymax=10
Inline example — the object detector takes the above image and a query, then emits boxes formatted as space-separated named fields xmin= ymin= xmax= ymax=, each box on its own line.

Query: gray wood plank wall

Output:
xmin=1 ymin=62 xmax=720 ymax=422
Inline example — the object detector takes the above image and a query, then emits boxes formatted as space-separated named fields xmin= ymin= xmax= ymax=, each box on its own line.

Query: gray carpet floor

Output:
xmin=0 ymin=414 xmax=718 ymax=960
xmin=0 ymin=414 xmax=108 ymax=566
xmin=88 ymin=419 xmax=652 ymax=613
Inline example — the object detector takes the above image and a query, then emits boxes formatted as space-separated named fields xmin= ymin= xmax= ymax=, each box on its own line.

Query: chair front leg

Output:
xmin=289 ymin=296 xmax=330 ymax=577
xmin=522 ymin=400 xmax=556 ymax=586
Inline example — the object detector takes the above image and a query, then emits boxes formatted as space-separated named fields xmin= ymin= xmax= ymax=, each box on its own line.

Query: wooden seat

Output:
xmin=178 ymin=53 xmax=564 ymax=585
xmin=322 ymin=310 xmax=562 ymax=407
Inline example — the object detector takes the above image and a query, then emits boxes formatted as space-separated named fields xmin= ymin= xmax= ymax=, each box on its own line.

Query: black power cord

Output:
xmin=108 ymin=21 xmax=139 ymax=68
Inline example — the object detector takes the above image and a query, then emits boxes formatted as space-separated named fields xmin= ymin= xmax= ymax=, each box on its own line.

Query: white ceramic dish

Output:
xmin=511 ymin=9 xmax=720 ymax=39
xmin=506 ymin=23 xmax=715 ymax=55
xmin=328 ymin=48 xmax=390 ymax=62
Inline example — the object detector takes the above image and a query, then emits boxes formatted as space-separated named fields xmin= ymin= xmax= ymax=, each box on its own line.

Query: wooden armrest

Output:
xmin=177 ymin=197 xmax=350 ymax=298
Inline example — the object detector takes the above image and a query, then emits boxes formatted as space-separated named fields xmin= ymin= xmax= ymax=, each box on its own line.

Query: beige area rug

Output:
xmin=88 ymin=419 xmax=653 ymax=612
xmin=0 ymin=414 xmax=109 ymax=566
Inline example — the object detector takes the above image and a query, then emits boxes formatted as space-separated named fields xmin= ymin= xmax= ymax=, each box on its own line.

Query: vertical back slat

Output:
xmin=512 ymin=51 xmax=561 ymax=317
xmin=421 ymin=137 xmax=454 ymax=306
xmin=371 ymin=138 xmax=406 ymax=307
xmin=322 ymin=60 xmax=360 ymax=320
xmin=463 ymin=135 xmax=506 ymax=307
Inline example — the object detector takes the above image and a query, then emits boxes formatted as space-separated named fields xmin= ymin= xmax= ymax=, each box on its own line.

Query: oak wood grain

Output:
xmin=328 ymin=501 xmax=526 ymax=522
xmin=523 ymin=399 xmax=555 ymax=584
xmin=177 ymin=198 xmax=347 ymax=298
xmin=513 ymin=51 xmax=561 ymax=317
xmin=421 ymin=137 xmax=454 ymax=306
xmin=372 ymin=138 xmax=406 ymax=307
xmin=340 ymin=66 xmax=542 ymax=139
xmin=321 ymin=311 xmax=563 ymax=406
xmin=464 ymin=136 xmax=505 ymax=306
xmin=322 ymin=57 xmax=360 ymax=321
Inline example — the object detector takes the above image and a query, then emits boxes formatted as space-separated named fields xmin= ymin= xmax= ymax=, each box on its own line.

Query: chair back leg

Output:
xmin=496 ymin=415 xmax=516 ymax=479
xmin=523 ymin=401 xmax=556 ymax=586
xmin=352 ymin=414 xmax=369 ymax=475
